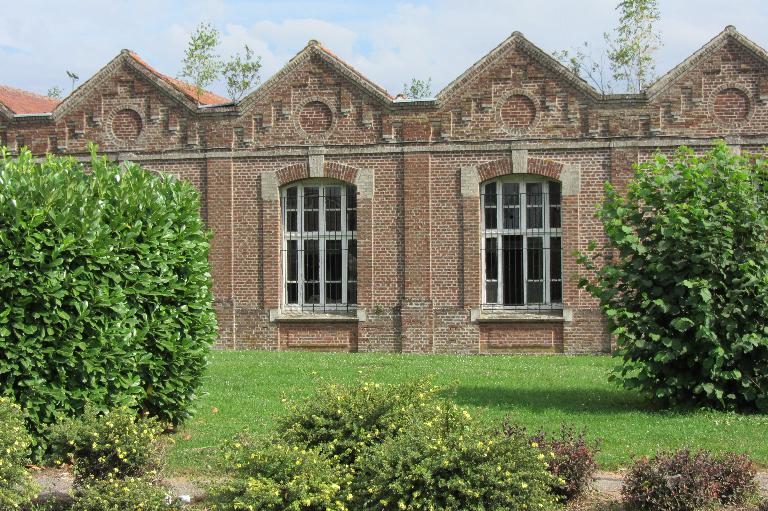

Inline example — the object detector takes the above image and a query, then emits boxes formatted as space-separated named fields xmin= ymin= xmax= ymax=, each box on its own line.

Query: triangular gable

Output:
xmin=0 ymin=101 xmax=14 ymax=121
xmin=239 ymin=40 xmax=392 ymax=113
xmin=646 ymin=25 xmax=768 ymax=101
xmin=51 ymin=50 xmax=226 ymax=120
xmin=436 ymin=31 xmax=602 ymax=107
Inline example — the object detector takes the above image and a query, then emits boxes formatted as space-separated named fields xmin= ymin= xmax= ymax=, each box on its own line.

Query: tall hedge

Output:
xmin=579 ymin=143 xmax=768 ymax=411
xmin=0 ymin=147 xmax=216 ymax=446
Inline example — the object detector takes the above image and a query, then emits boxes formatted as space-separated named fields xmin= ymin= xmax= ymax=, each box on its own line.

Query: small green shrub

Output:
xmin=354 ymin=403 xmax=557 ymax=511
xmin=69 ymin=476 xmax=177 ymax=511
xmin=208 ymin=436 xmax=352 ymax=511
xmin=622 ymin=448 xmax=759 ymax=511
xmin=0 ymin=397 xmax=38 ymax=509
xmin=0 ymin=147 xmax=216 ymax=451
xmin=48 ymin=405 xmax=163 ymax=483
xmin=504 ymin=421 xmax=600 ymax=502
xmin=277 ymin=379 xmax=442 ymax=465
xmin=579 ymin=143 xmax=768 ymax=411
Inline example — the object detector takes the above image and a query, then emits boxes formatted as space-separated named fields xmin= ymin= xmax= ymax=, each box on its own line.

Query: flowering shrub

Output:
xmin=354 ymin=403 xmax=557 ymax=511
xmin=0 ymin=397 xmax=38 ymax=509
xmin=208 ymin=436 xmax=352 ymax=511
xmin=69 ymin=475 xmax=177 ymax=511
xmin=503 ymin=422 xmax=600 ymax=502
xmin=277 ymin=379 xmax=442 ymax=465
xmin=622 ymin=448 xmax=759 ymax=511
xmin=48 ymin=405 xmax=163 ymax=484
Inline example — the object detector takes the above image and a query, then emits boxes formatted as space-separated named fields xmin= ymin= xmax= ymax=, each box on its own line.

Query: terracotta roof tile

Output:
xmin=127 ymin=51 xmax=230 ymax=106
xmin=0 ymin=85 xmax=60 ymax=114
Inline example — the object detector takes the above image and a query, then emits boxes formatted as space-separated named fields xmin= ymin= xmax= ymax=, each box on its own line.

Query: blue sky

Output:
xmin=1 ymin=0 xmax=767 ymax=98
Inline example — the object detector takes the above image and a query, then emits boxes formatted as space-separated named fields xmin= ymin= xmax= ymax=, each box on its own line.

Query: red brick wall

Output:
xmin=5 ymin=30 xmax=768 ymax=354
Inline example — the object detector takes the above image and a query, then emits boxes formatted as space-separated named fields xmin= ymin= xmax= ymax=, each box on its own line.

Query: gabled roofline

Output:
xmin=0 ymin=102 xmax=14 ymax=121
xmin=239 ymin=40 xmax=392 ymax=113
xmin=436 ymin=31 xmax=604 ymax=106
xmin=51 ymin=50 xmax=220 ymax=120
xmin=646 ymin=25 xmax=768 ymax=100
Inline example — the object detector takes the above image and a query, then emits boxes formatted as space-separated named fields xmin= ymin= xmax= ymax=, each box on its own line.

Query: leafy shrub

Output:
xmin=354 ymin=402 xmax=557 ymax=511
xmin=208 ymin=436 xmax=352 ymax=511
xmin=0 ymin=397 xmax=38 ymax=509
xmin=69 ymin=476 xmax=177 ymax=511
xmin=0 ymin=147 xmax=216 ymax=449
xmin=277 ymin=379 xmax=442 ymax=465
xmin=48 ymin=405 xmax=163 ymax=484
xmin=579 ymin=143 xmax=768 ymax=411
xmin=503 ymin=421 xmax=599 ymax=502
xmin=709 ymin=452 xmax=758 ymax=506
xmin=622 ymin=448 xmax=759 ymax=511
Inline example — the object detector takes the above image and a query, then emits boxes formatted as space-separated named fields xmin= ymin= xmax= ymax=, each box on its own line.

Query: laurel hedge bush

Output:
xmin=579 ymin=143 xmax=768 ymax=411
xmin=0 ymin=397 xmax=38 ymax=509
xmin=0 ymin=147 xmax=216 ymax=450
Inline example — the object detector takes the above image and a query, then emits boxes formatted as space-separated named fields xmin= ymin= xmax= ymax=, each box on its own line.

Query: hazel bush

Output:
xmin=0 ymin=397 xmax=38 ymax=509
xmin=353 ymin=401 xmax=557 ymax=511
xmin=48 ymin=405 xmax=163 ymax=484
xmin=0 ymin=147 xmax=216 ymax=449
xmin=579 ymin=143 xmax=768 ymax=411
xmin=208 ymin=436 xmax=352 ymax=511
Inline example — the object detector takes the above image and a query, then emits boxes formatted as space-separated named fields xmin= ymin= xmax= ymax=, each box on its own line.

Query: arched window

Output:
xmin=481 ymin=176 xmax=562 ymax=310
xmin=281 ymin=180 xmax=357 ymax=311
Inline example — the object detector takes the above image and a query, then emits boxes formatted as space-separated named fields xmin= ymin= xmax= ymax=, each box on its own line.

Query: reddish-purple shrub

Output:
xmin=622 ymin=448 xmax=758 ymax=511
xmin=502 ymin=421 xmax=600 ymax=502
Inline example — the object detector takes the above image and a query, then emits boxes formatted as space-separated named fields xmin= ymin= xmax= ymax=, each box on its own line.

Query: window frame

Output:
xmin=480 ymin=174 xmax=563 ymax=311
xmin=281 ymin=178 xmax=357 ymax=312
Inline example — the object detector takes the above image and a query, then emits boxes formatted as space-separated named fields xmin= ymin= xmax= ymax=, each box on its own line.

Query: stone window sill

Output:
xmin=471 ymin=307 xmax=571 ymax=323
xmin=269 ymin=308 xmax=366 ymax=323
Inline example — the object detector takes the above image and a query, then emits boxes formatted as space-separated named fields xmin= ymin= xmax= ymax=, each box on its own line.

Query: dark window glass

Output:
xmin=485 ymin=237 xmax=498 ymax=280
xmin=304 ymin=187 xmax=319 ymax=232
xmin=347 ymin=186 xmax=357 ymax=232
xmin=526 ymin=183 xmax=543 ymax=229
xmin=326 ymin=187 xmax=341 ymax=231
xmin=502 ymin=182 xmax=520 ymax=229
xmin=304 ymin=239 xmax=320 ymax=303
xmin=484 ymin=182 xmax=497 ymax=229
xmin=286 ymin=186 xmax=297 ymax=209
xmin=285 ymin=187 xmax=298 ymax=232
xmin=527 ymin=236 xmax=544 ymax=303
xmin=551 ymin=236 xmax=562 ymax=302
xmin=503 ymin=235 xmax=524 ymax=305
xmin=549 ymin=181 xmax=561 ymax=229
xmin=286 ymin=240 xmax=298 ymax=303
xmin=325 ymin=240 xmax=342 ymax=304
xmin=347 ymin=240 xmax=357 ymax=304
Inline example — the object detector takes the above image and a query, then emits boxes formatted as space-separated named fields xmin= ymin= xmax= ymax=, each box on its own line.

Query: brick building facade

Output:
xmin=2 ymin=26 xmax=767 ymax=354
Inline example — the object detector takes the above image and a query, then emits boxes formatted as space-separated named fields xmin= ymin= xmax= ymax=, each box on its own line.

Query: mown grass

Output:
xmin=167 ymin=351 xmax=768 ymax=475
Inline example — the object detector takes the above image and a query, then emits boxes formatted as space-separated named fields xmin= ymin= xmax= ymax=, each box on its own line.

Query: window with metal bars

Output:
xmin=282 ymin=180 xmax=357 ymax=312
xmin=481 ymin=176 xmax=563 ymax=311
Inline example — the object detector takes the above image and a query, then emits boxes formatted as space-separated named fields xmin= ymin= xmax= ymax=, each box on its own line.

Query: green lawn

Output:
xmin=167 ymin=351 xmax=768 ymax=474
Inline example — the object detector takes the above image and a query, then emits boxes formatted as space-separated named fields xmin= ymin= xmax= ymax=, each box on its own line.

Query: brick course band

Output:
xmin=3 ymin=26 xmax=768 ymax=354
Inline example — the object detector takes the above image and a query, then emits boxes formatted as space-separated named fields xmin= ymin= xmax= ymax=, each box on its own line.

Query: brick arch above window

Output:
xmin=462 ymin=151 xmax=580 ymax=198
xmin=276 ymin=162 xmax=310 ymax=186
xmin=263 ymin=158 xmax=374 ymax=202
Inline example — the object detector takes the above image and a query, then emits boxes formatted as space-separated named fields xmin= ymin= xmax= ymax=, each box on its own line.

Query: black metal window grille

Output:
xmin=481 ymin=177 xmax=563 ymax=311
xmin=282 ymin=180 xmax=357 ymax=312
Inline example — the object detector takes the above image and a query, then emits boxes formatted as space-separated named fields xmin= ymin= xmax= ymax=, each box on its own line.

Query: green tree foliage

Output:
xmin=222 ymin=44 xmax=262 ymax=101
xmin=179 ymin=22 xmax=223 ymax=100
xmin=401 ymin=77 xmax=433 ymax=99
xmin=0 ymin=147 xmax=216 ymax=452
xmin=554 ymin=0 xmax=661 ymax=93
xmin=46 ymin=86 xmax=63 ymax=99
xmin=579 ymin=143 xmax=768 ymax=411
xmin=606 ymin=0 xmax=662 ymax=92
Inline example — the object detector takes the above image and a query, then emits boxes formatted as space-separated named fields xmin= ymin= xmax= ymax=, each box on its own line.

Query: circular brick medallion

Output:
xmin=712 ymin=87 xmax=751 ymax=127
xmin=298 ymin=101 xmax=333 ymax=135
xmin=496 ymin=91 xmax=539 ymax=135
xmin=110 ymin=108 xmax=143 ymax=142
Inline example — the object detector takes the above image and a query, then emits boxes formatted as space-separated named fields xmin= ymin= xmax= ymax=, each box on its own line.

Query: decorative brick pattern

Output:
xmin=4 ymin=26 xmax=768 ymax=354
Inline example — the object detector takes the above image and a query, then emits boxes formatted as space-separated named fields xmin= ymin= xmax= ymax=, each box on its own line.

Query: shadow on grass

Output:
xmin=451 ymin=385 xmax=655 ymax=416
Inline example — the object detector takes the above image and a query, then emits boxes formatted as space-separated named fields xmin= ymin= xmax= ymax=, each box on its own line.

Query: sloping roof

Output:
xmin=0 ymin=85 xmax=61 ymax=114
xmin=127 ymin=51 xmax=230 ymax=106
xmin=646 ymin=25 xmax=768 ymax=100
xmin=436 ymin=31 xmax=602 ymax=105
xmin=239 ymin=39 xmax=392 ymax=111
